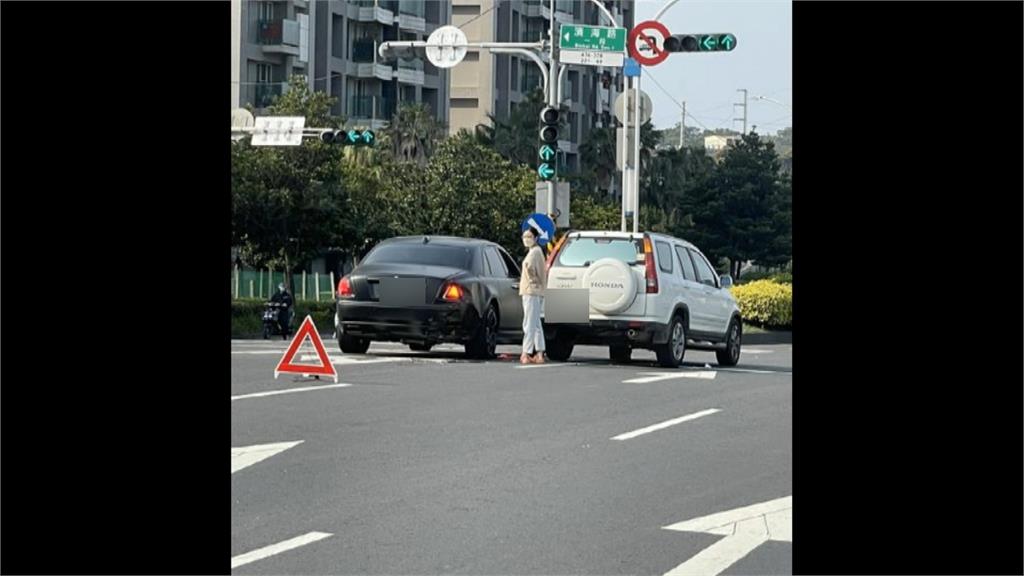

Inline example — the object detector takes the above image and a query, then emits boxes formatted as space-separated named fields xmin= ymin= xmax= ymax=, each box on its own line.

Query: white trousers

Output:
xmin=521 ymin=295 xmax=545 ymax=355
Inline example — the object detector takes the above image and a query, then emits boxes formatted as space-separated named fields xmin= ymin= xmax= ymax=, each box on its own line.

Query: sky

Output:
xmin=631 ymin=0 xmax=792 ymax=135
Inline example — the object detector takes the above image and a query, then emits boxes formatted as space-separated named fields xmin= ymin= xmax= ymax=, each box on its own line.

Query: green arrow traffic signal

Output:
xmin=539 ymin=145 xmax=555 ymax=161
xmin=665 ymin=33 xmax=737 ymax=53
xmin=362 ymin=130 xmax=375 ymax=144
xmin=537 ymin=163 xmax=555 ymax=180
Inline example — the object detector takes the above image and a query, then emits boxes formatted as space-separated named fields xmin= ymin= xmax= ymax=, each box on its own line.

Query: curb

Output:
xmin=744 ymin=330 xmax=792 ymax=345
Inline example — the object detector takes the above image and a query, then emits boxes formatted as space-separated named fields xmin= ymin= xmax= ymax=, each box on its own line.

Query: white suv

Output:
xmin=543 ymin=231 xmax=742 ymax=367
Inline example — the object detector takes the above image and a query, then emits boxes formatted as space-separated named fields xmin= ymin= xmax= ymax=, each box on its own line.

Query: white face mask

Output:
xmin=522 ymin=234 xmax=536 ymax=248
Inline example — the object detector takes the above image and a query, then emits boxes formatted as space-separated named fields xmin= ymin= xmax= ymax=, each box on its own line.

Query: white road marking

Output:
xmin=740 ymin=349 xmax=774 ymax=354
xmin=610 ymin=408 xmax=720 ymax=440
xmin=662 ymin=496 xmax=792 ymax=576
xmin=623 ymin=371 xmax=718 ymax=383
xmin=231 ymin=531 xmax=332 ymax=569
xmin=515 ymin=362 xmax=580 ymax=369
xmin=299 ymin=354 xmax=400 ymax=366
xmin=664 ymin=517 xmax=769 ymax=576
xmin=231 ymin=441 xmax=303 ymax=474
xmin=712 ymin=367 xmax=791 ymax=375
xmin=231 ymin=383 xmax=351 ymax=401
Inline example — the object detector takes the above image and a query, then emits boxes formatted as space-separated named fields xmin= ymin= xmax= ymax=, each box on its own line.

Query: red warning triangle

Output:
xmin=274 ymin=316 xmax=338 ymax=383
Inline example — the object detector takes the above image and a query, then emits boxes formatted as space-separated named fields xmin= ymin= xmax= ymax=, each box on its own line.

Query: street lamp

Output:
xmin=752 ymin=95 xmax=792 ymax=111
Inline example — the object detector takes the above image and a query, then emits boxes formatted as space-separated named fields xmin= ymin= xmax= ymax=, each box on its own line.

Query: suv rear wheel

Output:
xmin=654 ymin=315 xmax=686 ymax=368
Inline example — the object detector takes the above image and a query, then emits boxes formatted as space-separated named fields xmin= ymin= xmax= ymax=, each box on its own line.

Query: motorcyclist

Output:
xmin=269 ymin=283 xmax=294 ymax=339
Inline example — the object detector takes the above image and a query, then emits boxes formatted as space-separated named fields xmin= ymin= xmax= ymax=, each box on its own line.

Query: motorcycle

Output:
xmin=262 ymin=302 xmax=293 ymax=340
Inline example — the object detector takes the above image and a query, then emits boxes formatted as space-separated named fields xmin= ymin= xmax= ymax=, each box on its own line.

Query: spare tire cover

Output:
xmin=583 ymin=257 xmax=637 ymax=314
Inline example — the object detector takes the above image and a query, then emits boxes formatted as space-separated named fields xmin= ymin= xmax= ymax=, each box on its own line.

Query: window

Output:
xmin=484 ymin=247 xmax=507 ymax=277
xmin=363 ymin=244 xmax=472 ymax=269
xmin=688 ymin=248 xmax=717 ymax=287
xmin=675 ymin=246 xmax=696 ymax=281
xmin=498 ymin=248 xmax=521 ymax=277
xmin=655 ymin=241 xmax=673 ymax=273
xmin=255 ymin=62 xmax=273 ymax=83
xmin=557 ymin=237 xmax=643 ymax=267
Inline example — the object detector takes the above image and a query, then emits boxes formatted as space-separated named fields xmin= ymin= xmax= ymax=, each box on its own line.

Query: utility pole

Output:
xmin=679 ymin=101 xmax=685 ymax=149
xmin=734 ymin=88 xmax=748 ymax=134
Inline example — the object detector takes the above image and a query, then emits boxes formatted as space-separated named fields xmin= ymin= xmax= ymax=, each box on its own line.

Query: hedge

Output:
xmin=729 ymin=280 xmax=792 ymax=329
xmin=232 ymin=298 xmax=335 ymax=338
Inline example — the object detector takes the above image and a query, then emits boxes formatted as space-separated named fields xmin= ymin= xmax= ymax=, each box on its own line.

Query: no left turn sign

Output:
xmin=628 ymin=20 xmax=671 ymax=66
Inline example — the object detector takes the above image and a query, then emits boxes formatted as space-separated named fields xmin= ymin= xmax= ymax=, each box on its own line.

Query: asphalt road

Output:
xmin=232 ymin=337 xmax=792 ymax=575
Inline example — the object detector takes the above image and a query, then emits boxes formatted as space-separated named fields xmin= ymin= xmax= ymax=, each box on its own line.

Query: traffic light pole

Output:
xmin=633 ymin=74 xmax=641 ymax=234
xmin=546 ymin=0 xmax=557 ymax=217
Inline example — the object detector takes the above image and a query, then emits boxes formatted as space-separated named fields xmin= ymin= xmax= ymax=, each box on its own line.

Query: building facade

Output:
xmin=232 ymin=0 xmax=451 ymax=130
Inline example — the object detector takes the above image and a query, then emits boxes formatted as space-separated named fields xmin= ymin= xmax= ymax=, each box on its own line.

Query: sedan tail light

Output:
xmin=337 ymin=276 xmax=354 ymax=298
xmin=441 ymin=282 xmax=464 ymax=302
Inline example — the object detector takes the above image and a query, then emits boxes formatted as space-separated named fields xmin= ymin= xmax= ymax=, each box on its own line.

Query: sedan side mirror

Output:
xmin=719 ymin=275 xmax=733 ymax=288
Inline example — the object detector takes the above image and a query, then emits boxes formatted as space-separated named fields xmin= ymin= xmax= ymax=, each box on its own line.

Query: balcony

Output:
xmin=252 ymin=83 xmax=283 ymax=109
xmin=397 ymin=0 xmax=426 ymax=31
xmin=348 ymin=95 xmax=394 ymax=129
xmin=256 ymin=19 xmax=300 ymax=55
xmin=349 ymin=0 xmax=393 ymax=25
xmin=349 ymin=61 xmax=393 ymax=81
xmin=540 ymin=4 xmax=573 ymax=24
xmin=396 ymin=58 xmax=424 ymax=85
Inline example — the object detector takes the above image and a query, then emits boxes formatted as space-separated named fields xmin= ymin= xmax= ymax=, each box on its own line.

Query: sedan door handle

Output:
xmin=512 ymin=283 xmax=520 ymax=289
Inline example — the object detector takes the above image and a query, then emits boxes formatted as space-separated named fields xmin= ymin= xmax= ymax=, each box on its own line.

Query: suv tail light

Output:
xmin=441 ymin=282 xmax=464 ymax=302
xmin=643 ymin=235 xmax=658 ymax=293
xmin=337 ymin=276 xmax=354 ymax=298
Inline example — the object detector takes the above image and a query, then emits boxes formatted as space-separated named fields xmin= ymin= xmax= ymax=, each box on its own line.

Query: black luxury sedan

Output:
xmin=335 ymin=236 xmax=525 ymax=359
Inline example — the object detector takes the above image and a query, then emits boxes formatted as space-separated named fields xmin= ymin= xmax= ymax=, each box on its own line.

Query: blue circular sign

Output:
xmin=521 ymin=213 xmax=556 ymax=246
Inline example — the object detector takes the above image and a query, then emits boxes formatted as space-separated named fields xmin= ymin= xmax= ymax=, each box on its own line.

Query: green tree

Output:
xmin=232 ymin=76 xmax=357 ymax=292
xmin=381 ymin=132 xmax=536 ymax=256
xmin=380 ymin=102 xmax=446 ymax=165
xmin=475 ymin=89 xmax=561 ymax=167
xmin=677 ymin=131 xmax=792 ymax=279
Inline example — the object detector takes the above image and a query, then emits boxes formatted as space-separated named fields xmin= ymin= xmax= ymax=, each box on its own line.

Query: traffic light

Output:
xmin=320 ymin=129 xmax=376 ymax=146
xmin=539 ymin=106 xmax=559 ymax=144
xmin=664 ymin=33 xmax=737 ymax=53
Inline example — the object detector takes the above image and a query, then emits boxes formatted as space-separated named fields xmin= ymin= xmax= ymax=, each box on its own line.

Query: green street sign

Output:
xmin=537 ymin=163 xmax=555 ymax=180
xmin=538 ymin=145 xmax=555 ymax=162
xmin=560 ymin=25 xmax=626 ymax=52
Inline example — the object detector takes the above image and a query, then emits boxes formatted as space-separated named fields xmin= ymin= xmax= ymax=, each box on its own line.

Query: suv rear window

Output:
xmin=557 ymin=237 xmax=644 ymax=267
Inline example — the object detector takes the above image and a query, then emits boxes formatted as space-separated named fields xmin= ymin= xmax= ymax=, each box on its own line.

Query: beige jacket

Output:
xmin=519 ymin=245 xmax=547 ymax=296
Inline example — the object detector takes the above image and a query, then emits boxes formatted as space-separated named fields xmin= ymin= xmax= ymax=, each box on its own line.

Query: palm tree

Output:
xmin=382 ymin=103 xmax=446 ymax=165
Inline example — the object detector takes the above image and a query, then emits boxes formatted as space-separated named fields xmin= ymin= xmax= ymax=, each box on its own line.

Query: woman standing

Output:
xmin=519 ymin=227 xmax=548 ymax=364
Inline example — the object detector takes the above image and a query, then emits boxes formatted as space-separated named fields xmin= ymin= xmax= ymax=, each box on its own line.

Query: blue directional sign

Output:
xmin=624 ymin=57 xmax=641 ymax=78
xmin=537 ymin=163 xmax=556 ymax=180
xmin=521 ymin=213 xmax=556 ymax=244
